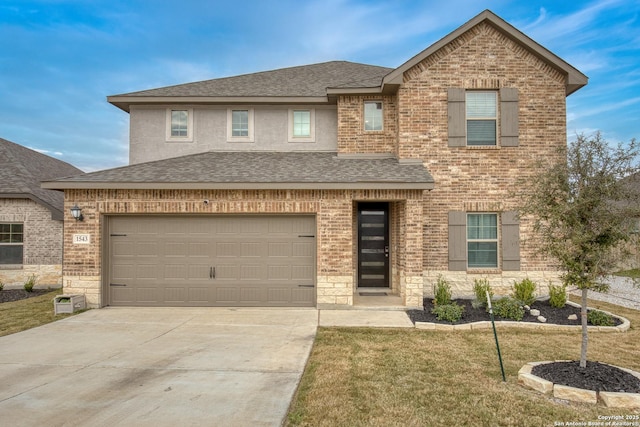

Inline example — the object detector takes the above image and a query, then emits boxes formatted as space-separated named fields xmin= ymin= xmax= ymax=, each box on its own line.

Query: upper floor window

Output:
xmin=166 ymin=109 xmax=193 ymax=141
xmin=364 ymin=101 xmax=383 ymax=131
xmin=288 ymin=109 xmax=316 ymax=142
xmin=447 ymin=87 xmax=519 ymax=148
xmin=466 ymin=92 xmax=497 ymax=146
xmin=227 ymin=109 xmax=254 ymax=142
xmin=0 ymin=223 xmax=23 ymax=265
xmin=467 ymin=213 xmax=498 ymax=268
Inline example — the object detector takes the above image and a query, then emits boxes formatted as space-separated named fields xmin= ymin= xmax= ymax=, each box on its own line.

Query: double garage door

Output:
xmin=107 ymin=215 xmax=316 ymax=307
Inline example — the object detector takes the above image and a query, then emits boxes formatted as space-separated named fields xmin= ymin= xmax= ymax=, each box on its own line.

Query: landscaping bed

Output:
xmin=532 ymin=361 xmax=640 ymax=393
xmin=406 ymin=298 xmax=623 ymax=326
xmin=0 ymin=289 xmax=54 ymax=304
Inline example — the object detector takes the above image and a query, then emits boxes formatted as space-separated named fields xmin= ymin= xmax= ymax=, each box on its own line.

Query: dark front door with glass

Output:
xmin=357 ymin=203 xmax=389 ymax=287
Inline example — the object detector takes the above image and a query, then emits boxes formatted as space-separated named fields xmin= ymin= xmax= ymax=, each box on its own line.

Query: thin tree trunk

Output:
xmin=580 ymin=288 xmax=588 ymax=368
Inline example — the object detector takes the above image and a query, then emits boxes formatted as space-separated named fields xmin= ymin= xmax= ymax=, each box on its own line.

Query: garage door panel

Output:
xmin=292 ymin=242 xmax=314 ymax=257
xmin=109 ymin=215 xmax=315 ymax=307
xmin=217 ymin=242 xmax=240 ymax=257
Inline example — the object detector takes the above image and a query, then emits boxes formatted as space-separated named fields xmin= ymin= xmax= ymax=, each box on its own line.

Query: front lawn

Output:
xmin=0 ymin=289 xmax=79 ymax=337
xmin=615 ymin=269 xmax=640 ymax=279
xmin=286 ymin=297 xmax=640 ymax=426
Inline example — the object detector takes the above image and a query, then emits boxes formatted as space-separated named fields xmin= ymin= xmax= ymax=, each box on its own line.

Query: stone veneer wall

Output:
xmin=63 ymin=188 xmax=424 ymax=308
xmin=0 ymin=198 xmax=63 ymax=286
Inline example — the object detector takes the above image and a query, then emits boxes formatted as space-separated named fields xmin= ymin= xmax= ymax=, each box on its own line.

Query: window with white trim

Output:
xmin=166 ymin=109 xmax=193 ymax=141
xmin=364 ymin=101 xmax=383 ymax=131
xmin=466 ymin=92 xmax=497 ymax=146
xmin=467 ymin=213 xmax=498 ymax=268
xmin=0 ymin=223 xmax=23 ymax=265
xmin=288 ymin=109 xmax=315 ymax=142
xmin=227 ymin=109 xmax=254 ymax=142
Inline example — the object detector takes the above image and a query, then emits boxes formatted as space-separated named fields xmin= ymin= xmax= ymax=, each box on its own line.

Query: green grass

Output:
xmin=615 ymin=268 xmax=640 ymax=279
xmin=286 ymin=297 xmax=640 ymax=426
xmin=0 ymin=290 xmax=82 ymax=337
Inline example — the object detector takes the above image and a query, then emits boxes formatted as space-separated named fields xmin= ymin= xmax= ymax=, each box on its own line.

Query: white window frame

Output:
xmin=466 ymin=91 xmax=497 ymax=146
xmin=466 ymin=213 xmax=499 ymax=269
xmin=364 ymin=101 xmax=383 ymax=131
xmin=227 ymin=109 xmax=255 ymax=143
xmin=165 ymin=108 xmax=193 ymax=142
xmin=0 ymin=222 xmax=24 ymax=266
xmin=288 ymin=109 xmax=315 ymax=142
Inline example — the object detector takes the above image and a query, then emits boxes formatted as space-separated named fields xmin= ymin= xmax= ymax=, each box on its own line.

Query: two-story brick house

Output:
xmin=44 ymin=10 xmax=587 ymax=308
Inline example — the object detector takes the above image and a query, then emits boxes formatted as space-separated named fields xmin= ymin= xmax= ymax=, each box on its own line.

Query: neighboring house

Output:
xmin=0 ymin=138 xmax=83 ymax=286
xmin=43 ymin=10 xmax=588 ymax=308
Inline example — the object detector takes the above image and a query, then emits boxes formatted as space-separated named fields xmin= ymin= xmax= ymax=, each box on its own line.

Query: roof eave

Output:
xmin=107 ymin=96 xmax=332 ymax=112
xmin=42 ymin=181 xmax=434 ymax=191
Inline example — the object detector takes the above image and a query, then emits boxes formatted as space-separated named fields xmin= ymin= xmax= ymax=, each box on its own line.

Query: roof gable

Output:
xmin=0 ymin=138 xmax=83 ymax=220
xmin=382 ymin=10 xmax=587 ymax=95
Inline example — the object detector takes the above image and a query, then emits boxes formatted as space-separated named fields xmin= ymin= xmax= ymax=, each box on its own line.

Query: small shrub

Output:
xmin=23 ymin=274 xmax=37 ymax=293
xmin=472 ymin=278 xmax=493 ymax=309
xmin=432 ymin=275 xmax=452 ymax=306
xmin=493 ymin=297 xmax=524 ymax=321
xmin=512 ymin=278 xmax=537 ymax=306
xmin=431 ymin=303 xmax=465 ymax=322
xmin=548 ymin=283 xmax=567 ymax=308
xmin=588 ymin=310 xmax=614 ymax=327
xmin=0 ymin=280 xmax=4 ymax=291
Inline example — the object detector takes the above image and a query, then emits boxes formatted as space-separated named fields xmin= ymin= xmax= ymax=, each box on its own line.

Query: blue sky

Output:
xmin=1 ymin=0 xmax=639 ymax=171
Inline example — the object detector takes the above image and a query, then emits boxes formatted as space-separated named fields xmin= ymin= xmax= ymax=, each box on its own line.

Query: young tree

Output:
xmin=519 ymin=132 xmax=639 ymax=368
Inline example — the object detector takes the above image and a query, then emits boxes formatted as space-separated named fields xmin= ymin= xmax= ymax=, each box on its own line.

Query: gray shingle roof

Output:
xmin=43 ymin=152 xmax=433 ymax=190
xmin=111 ymin=61 xmax=392 ymax=98
xmin=0 ymin=138 xmax=83 ymax=219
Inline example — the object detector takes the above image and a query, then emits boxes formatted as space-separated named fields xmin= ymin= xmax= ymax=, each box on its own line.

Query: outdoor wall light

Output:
xmin=70 ymin=204 xmax=84 ymax=221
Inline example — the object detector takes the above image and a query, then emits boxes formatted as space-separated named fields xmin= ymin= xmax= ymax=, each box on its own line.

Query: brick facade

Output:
xmin=332 ymin=22 xmax=567 ymax=297
xmin=0 ymin=199 xmax=63 ymax=286
xmin=63 ymin=189 xmax=424 ymax=307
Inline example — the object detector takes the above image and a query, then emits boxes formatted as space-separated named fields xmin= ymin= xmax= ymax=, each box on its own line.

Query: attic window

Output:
xmin=364 ymin=101 xmax=383 ymax=131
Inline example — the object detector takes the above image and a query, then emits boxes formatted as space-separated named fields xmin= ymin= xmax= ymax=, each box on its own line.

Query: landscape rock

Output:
xmin=568 ymin=314 xmax=578 ymax=321
xmin=524 ymin=305 xmax=530 ymax=311
xmin=530 ymin=309 xmax=540 ymax=316
xmin=538 ymin=316 xmax=547 ymax=323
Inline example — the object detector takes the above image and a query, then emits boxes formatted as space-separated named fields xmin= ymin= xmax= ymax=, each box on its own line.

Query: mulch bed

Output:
xmin=408 ymin=298 xmax=638 ymax=396
xmin=0 ymin=289 xmax=53 ymax=303
xmin=406 ymin=298 xmax=622 ymax=326
xmin=533 ymin=361 xmax=640 ymax=393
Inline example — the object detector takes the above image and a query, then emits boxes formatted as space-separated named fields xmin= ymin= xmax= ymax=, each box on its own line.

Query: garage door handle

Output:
xmin=298 ymin=284 xmax=315 ymax=288
xmin=210 ymin=267 xmax=216 ymax=279
xmin=298 ymin=235 xmax=315 ymax=238
xmin=110 ymin=283 xmax=127 ymax=287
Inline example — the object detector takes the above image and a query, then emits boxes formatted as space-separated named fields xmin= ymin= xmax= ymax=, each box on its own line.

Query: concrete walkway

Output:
xmin=0 ymin=307 xmax=318 ymax=427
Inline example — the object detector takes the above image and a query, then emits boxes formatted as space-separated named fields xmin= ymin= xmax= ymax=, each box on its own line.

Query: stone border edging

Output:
xmin=518 ymin=361 xmax=640 ymax=408
xmin=414 ymin=301 xmax=630 ymax=332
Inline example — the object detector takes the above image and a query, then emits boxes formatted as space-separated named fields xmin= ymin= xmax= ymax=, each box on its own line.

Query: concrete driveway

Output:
xmin=0 ymin=307 xmax=318 ymax=427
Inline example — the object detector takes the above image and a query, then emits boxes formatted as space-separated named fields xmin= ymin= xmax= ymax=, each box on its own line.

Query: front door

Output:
xmin=357 ymin=203 xmax=389 ymax=287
